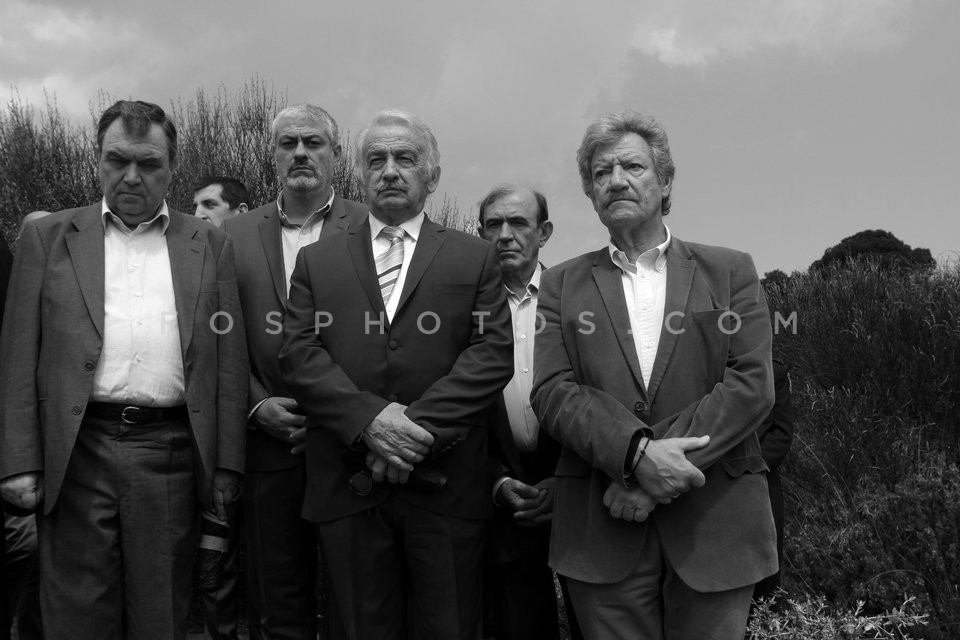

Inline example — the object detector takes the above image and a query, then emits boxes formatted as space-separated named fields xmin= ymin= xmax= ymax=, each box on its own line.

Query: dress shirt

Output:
xmin=503 ymin=265 xmax=542 ymax=452
xmin=369 ymin=212 xmax=423 ymax=323
xmin=277 ymin=189 xmax=334 ymax=297
xmin=92 ymin=200 xmax=185 ymax=406
xmin=609 ymin=225 xmax=672 ymax=388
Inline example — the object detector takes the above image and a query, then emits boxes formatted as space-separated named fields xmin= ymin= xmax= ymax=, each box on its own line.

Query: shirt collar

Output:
xmin=277 ymin=188 xmax=335 ymax=229
xmin=100 ymin=199 xmax=170 ymax=235
xmin=369 ymin=212 xmax=425 ymax=243
xmin=505 ymin=262 xmax=542 ymax=301
xmin=609 ymin=224 xmax=671 ymax=274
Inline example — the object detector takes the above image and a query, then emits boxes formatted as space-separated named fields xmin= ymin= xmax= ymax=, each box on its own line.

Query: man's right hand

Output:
xmin=0 ymin=472 xmax=44 ymax=512
xmin=252 ymin=397 xmax=307 ymax=448
xmin=603 ymin=481 xmax=656 ymax=522
xmin=633 ymin=435 xmax=710 ymax=503
xmin=362 ymin=402 xmax=435 ymax=472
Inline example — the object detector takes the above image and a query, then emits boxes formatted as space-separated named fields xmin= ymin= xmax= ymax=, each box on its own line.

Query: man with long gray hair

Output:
xmin=531 ymin=111 xmax=776 ymax=639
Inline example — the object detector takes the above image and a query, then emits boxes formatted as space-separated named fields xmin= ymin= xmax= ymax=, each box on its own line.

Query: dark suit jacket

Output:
xmin=0 ymin=205 xmax=248 ymax=513
xmin=531 ymin=236 xmax=777 ymax=592
xmin=222 ymin=196 xmax=367 ymax=471
xmin=279 ymin=217 xmax=514 ymax=522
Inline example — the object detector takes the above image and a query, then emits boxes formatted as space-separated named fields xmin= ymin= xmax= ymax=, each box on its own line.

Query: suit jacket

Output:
xmin=222 ymin=196 xmax=367 ymax=471
xmin=531 ymin=236 xmax=777 ymax=592
xmin=278 ymin=217 xmax=514 ymax=522
xmin=0 ymin=204 xmax=248 ymax=514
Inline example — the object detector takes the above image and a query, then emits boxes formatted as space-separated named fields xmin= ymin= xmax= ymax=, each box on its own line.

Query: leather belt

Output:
xmin=85 ymin=402 xmax=188 ymax=425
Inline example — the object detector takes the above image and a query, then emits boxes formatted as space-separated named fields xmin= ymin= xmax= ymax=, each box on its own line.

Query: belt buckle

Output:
xmin=120 ymin=406 xmax=141 ymax=425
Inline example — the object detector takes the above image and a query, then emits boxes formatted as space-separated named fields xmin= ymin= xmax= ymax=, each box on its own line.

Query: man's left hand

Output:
xmin=212 ymin=469 xmax=242 ymax=521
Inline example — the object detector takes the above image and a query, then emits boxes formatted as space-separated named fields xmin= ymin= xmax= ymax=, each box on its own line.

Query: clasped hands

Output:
xmin=496 ymin=477 xmax=555 ymax=526
xmin=253 ymin=396 xmax=307 ymax=454
xmin=604 ymin=434 xmax=710 ymax=522
xmin=362 ymin=402 xmax=435 ymax=485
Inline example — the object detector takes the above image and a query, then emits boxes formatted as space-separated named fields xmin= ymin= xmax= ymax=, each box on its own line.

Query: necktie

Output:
xmin=376 ymin=226 xmax=405 ymax=305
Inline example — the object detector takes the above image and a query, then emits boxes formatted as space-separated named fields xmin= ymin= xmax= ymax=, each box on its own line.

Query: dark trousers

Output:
xmin=317 ymin=497 xmax=486 ymax=640
xmin=195 ymin=500 xmax=241 ymax=640
xmin=38 ymin=414 xmax=198 ymax=640
xmin=485 ymin=554 xmax=561 ymax=640
xmin=243 ymin=464 xmax=318 ymax=640
xmin=5 ymin=513 xmax=43 ymax=639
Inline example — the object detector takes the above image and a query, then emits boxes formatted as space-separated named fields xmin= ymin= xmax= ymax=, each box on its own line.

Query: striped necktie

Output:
xmin=376 ymin=225 xmax=405 ymax=305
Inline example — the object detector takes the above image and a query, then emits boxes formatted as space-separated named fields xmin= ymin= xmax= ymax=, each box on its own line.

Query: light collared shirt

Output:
xmin=92 ymin=199 xmax=185 ymax=406
xmin=369 ymin=212 xmax=424 ymax=323
xmin=278 ymin=189 xmax=334 ymax=297
xmin=609 ymin=225 xmax=672 ymax=388
xmin=503 ymin=264 xmax=542 ymax=452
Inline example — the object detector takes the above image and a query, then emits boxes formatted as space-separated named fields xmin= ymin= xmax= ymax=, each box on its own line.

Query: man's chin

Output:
xmin=285 ymin=176 xmax=323 ymax=193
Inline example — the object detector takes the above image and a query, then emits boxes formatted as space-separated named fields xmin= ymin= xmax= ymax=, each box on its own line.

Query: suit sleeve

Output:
xmin=404 ymin=242 xmax=514 ymax=430
xmin=215 ymin=235 xmax=249 ymax=473
xmin=757 ymin=361 xmax=794 ymax=470
xmin=650 ymin=253 xmax=774 ymax=470
xmin=279 ymin=248 xmax=391 ymax=446
xmin=0 ymin=222 xmax=46 ymax=480
xmin=531 ymin=265 xmax=649 ymax=480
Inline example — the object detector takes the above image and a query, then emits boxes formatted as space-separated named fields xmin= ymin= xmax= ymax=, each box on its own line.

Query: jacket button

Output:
xmin=634 ymin=401 xmax=646 ymax=414
xmin=387 ymin=394 xmax=398 ymax=402
xmin=84 ymin=361 xmax=96 ymax=372
xmin=72 ymin=405 xmax=83 ymax=415
xmin=388 ymin=340 xmax=399 ymax=350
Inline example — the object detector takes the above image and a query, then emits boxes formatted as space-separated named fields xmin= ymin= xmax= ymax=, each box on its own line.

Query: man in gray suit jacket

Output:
xmin=222 ymin=104 xmax=367 ymax=640
xmin=0 ymin=100 xmax=248 ymax=640
xmin=532 ymin=111 xmax=776 ymax=640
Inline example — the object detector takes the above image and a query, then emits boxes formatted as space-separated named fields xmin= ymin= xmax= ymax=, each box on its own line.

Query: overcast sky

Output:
xmin=2 ymin=0 xmax=957 ymax=274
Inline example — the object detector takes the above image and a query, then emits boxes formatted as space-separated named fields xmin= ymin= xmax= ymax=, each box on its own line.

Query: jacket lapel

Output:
xmin=257 ymin=204 xmax=287 ymax=304
xmin=319 ymin=195 xmax=354 ymax=238
xmin=591 ymin=250 xmax=646 ymax=394
xmin=347 ymin=220 xmax=386 ymax=316
xmin=395 ymin=218 xmax=443 ymax=316
xmin=646 ymin=239 xmax=695 ymax=402
xmin=64 ymin=206 xmax=106 ymax=338
xmin=165 ymin=213 xmax=205 ymax=357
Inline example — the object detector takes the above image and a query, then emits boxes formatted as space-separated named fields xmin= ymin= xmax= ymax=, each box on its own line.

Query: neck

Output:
xmin=282 ymin=186 xmax=331 ymax=224
xmin=373 ymin=209 xmax=419 ymax=227
xmin=610 ymin=222 xmax=667 ymax=263
xmin=502 ymin=264 xmax=537 ymax=294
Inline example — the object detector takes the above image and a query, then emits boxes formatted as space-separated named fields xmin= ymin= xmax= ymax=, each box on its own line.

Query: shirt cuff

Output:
xmin=492 ymin=475 xmax=511 ymax=505
xmin=247 ymin=398 xmax=269 ymax=427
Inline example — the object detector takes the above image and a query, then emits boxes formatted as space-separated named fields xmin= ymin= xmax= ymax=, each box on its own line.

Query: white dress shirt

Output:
xmin=369 ymin=212 xmax=424 ymax=323
xmin=92 ymin=200 xmax=185 ymax=406
xmin=503 ymin=265 xmax=542 ymax=452
xmin=609 ymin=225 xmax=672 ymax=388
xmin=277 ymin=189 xmax=334 ymax=297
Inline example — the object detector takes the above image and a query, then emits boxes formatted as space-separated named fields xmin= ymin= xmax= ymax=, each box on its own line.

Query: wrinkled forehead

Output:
xmin=362 ymin=124 xmax=425 ymax=157
xmin=590 ymin=133 xmax=653 ymax=169
xmin=485 ymin=190 xmax=539 ymax=222
xmin=100 ymin=120 xmax=170 ymax=157
xmin=273 ymin=114 xmax=333 ymax=142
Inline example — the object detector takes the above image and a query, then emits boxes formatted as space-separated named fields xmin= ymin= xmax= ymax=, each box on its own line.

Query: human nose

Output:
xmin=123 ymin=162 xmax=141 ymax=184
xmin=294 ymin=139 xmax=308 ymax=158
xmin=382 ymin=156 xmax=400 ymax=179
xmin=608 ymin=165 xmax=627 ymax=189
xmin=497 ymin=223 xmax=514 ymax=242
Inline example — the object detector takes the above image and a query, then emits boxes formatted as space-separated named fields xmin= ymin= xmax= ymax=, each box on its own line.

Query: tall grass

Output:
xmin=766 ymin=259 xmax=960 ymax=638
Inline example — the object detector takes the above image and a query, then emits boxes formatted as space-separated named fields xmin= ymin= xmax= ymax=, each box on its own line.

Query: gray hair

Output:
xmin=354 ymin=109 xmax=440 ymax=178
xmin=576 ymin=111 xmax=676 ymax=215
xmin=477 ymin=184 xmax=549 ymax=226
xmin=270 ymin=104 xmax=339 ymax=146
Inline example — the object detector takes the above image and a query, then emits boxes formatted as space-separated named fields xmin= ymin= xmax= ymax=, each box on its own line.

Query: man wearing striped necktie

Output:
xmin=280 ymin=109 xmax=514 ymax=640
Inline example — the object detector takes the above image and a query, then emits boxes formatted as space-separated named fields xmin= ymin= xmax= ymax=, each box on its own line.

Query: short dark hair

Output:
xmin=477 ymin=185 xmax=549 ymax=226
xmin=193 ymin=176 xmax=251 ymax=210
xmin=97 ymin=100 xmax=178 ymax=165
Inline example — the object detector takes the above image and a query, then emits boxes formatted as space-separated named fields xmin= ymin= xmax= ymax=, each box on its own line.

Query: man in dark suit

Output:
xmin=477 ymin=184 xmax=566 ymax=640
xmin=279 ymin=109 xmax=514 ymax=639
xmin=1 ymin=236 xmax=11 ymax=640
xmin=222 ymin=104 xmax=366 ymax=640
xmin=531 ymin=111 xmax=776 ymax=640
xmin=0 ymin=100 xmax=248 ymax=640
